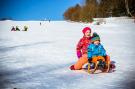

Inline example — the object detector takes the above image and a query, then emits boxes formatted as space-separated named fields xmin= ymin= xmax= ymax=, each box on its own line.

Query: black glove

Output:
xmin=88 ymin=58 xmax=92 ymax=63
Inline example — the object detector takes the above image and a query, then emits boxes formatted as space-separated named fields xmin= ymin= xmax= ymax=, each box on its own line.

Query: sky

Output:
xmin=0 ymin=0 xmax=82 ymax=20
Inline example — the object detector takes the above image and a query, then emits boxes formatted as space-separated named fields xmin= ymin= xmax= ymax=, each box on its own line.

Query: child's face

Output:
xmin=94 ymin=40 xmax=100 ymax=45
xmin=84 ymin=30 xmax=91 ymax=37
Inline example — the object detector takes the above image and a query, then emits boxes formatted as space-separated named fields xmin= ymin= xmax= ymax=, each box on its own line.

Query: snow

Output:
xmin=0 ymin=18 xmax=135 ymax=89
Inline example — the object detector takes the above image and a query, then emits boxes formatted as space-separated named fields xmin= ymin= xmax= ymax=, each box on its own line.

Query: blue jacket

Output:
xmin=87 ymin=43 xmax=106 ymax=59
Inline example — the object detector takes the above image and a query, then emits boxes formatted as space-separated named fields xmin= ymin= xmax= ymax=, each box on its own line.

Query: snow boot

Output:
xmin=70 ymin=65 xmax=75 ymax=70
xmin=110 ymin=61 xmax=116 ymax=69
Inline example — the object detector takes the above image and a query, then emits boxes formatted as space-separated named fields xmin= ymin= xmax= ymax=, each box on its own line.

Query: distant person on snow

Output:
xmin=11 ymin=26 xmax=16 ymax=31
xmin=23 ymin=26 xmax=28 ymax=31
xmin=15 ymin=26 xmax=20 ymax=31
xmin=70 ymin=27 xmax=94 ymax=70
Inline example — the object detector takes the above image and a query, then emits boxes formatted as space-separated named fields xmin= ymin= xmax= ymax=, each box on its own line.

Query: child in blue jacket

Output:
xmin=87 ymin=33 xmax=107 ymax=63
xmin=87 ymin=33 xmax=116 ymax=70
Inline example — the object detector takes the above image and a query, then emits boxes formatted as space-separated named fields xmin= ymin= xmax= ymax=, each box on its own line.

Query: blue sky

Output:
xmin=0 ymin=0 xmax=82 ymax=20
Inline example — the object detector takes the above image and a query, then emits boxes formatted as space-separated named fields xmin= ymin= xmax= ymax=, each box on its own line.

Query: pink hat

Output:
xmin=82 ymin=27 xmax=91 ymax=34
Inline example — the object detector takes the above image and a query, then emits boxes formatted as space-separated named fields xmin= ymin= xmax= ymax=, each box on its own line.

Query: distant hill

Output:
xmin=0 ymin=17 xmax=13 ymax=21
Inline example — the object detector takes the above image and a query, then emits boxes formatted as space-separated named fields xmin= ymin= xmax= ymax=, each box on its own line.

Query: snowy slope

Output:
xmin=0 ymin=18 xmax=135 ymax=89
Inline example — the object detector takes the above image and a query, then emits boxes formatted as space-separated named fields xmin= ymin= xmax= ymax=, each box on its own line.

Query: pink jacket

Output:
xmin=76 ymin=36 xmax=92 ymax=58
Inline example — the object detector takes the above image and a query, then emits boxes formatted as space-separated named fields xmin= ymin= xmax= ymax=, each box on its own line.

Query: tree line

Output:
xmin=63 ymin=0 xmax=135 ymax=22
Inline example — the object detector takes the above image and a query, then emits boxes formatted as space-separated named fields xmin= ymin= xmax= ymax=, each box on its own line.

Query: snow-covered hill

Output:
xmin=0 ymin=17 xmax=135 ymax=89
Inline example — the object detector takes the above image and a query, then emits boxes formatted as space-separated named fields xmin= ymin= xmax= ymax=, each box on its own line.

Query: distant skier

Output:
xmin=23 ymin=26 xmax=28 ymax=31
xmin=40 ymin=22 xmax=41 ymax=26
xmin=16 ymin=26 xmax=20 ymax=31
xmin=11 ymin=26 xmax=16 ymax=31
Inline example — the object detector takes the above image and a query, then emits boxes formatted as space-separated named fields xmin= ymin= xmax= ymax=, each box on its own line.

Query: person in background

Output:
xmin=16 ymin=26 xmax=20 ymax=31
xmin=23 ymin=26 xmax=28 ymax=31
xmin=11 ymin=26 xmax=16 ymax=31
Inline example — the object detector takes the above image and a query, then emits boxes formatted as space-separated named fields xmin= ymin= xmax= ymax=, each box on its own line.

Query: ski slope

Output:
xmin=0 ymin=18 xmax=135 ymax=89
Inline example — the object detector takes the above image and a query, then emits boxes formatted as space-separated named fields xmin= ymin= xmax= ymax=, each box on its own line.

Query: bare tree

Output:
xmin=125 ymin=0 xmax=133 ymax=16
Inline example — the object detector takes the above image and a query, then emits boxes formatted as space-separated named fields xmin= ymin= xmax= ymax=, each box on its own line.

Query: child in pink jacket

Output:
xmin=70 ymin=27 xmax=92 ymax=70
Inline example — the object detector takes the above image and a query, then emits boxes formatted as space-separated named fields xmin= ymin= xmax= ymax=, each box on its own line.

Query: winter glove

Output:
xmin=77 ymin=51 xmax=82 ymax=58
xmin=88 ymin=58 xmax=92 ymax=63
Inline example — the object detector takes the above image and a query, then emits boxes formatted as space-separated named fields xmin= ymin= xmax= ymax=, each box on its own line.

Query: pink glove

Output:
xmin=77 ymin=51 xmax=82 ymax=58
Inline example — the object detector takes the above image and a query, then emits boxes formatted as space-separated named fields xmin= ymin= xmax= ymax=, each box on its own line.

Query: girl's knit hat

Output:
xmin=82 ymin=27 xmax=91 ymax=34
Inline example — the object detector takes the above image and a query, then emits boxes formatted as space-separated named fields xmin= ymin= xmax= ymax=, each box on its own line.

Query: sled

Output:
xmin=87 ymin=56 xmax=111 ymax=74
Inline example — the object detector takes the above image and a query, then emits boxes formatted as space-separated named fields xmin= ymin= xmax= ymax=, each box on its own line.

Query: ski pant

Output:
xmin=73 ymin=54 xmax=110 ymax=70
xmin=74 ymin=54 xmax=88 ymax=70
xmin=89 ymin=55 xmax=110 ymax=63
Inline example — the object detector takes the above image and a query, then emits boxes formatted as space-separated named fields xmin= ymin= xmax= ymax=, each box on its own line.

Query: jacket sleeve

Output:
xmin=87 ymin=44 xmax=92 ymax=59
xmin=100 ymin=45 xmax=107 ymax=56
xmin=76 ymin=39 xmax=83 ymax=58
